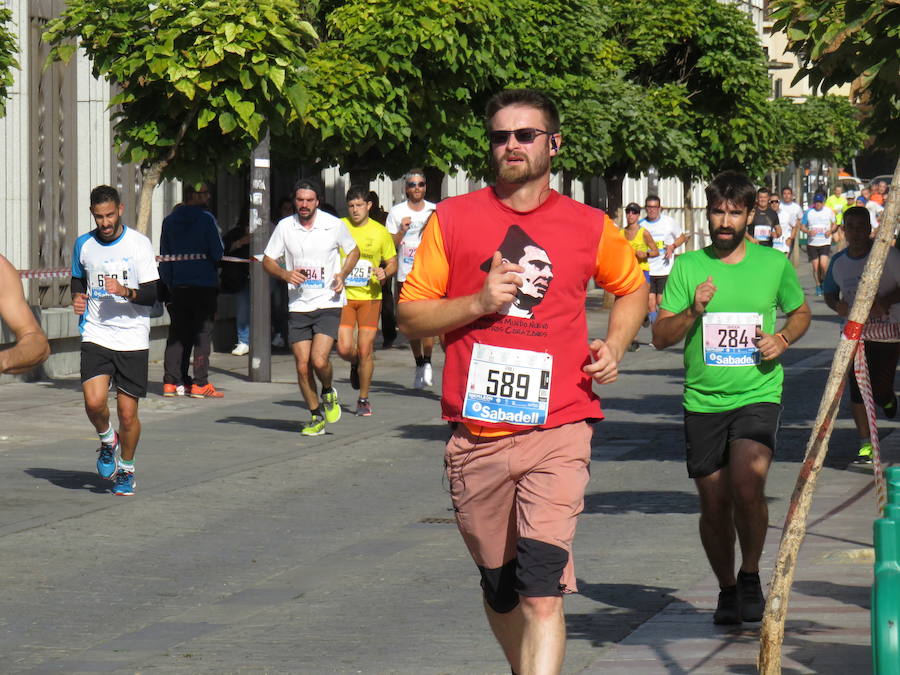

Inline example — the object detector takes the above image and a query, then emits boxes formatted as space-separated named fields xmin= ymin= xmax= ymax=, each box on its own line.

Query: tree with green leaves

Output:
xmin=767 ymin=95 xmax=867 ymax=175
xmin=772 ymin=0 xmax=899 ymax=150
xmin=43 ymin=0 xmax=317 ymax=233
xmin=0 ymin=4 xmax=18 ymax=119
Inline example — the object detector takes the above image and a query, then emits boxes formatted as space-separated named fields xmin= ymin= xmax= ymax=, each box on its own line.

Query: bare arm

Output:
xmin=263 ymin=255 xmax=306 ymax=286
xmin=332 ymin=247 xmax=360 ymax=293
xmin=652 ymin=275 xmax=717 ymax=349
xmin=643 ymin=230 xmax=659 ymax=258
xmin=0 ymin=256 xmax=50 ymax=374
xmin=398 ymin=251 xmax=522 ymax=338
xmin=755 ymin=301 xmax=811 ymax=361
xmin=374 ymin=256 xmax=398 ymax=282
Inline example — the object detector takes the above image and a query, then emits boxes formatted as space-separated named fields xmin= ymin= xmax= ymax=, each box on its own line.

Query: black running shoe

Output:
xmin=350 ymin=362 xmax=360 ymax=390
xmin=713 ymin=585 xmax=741 ymax=625
xmin=737 ymin=570 xmax=765 ymax=622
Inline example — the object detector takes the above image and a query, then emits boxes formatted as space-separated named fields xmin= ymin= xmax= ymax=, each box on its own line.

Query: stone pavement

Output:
xmin=585 ymin=434 xmax=885 ymax=674
xmin=0 ymin=281 xmax=890 ymax=673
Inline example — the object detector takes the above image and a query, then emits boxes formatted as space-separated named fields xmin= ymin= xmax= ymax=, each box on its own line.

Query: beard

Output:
xmin=710 ymin=225 xmax=746 ymax=253
xmin=493 ymin=151 xmax=551 ymax=184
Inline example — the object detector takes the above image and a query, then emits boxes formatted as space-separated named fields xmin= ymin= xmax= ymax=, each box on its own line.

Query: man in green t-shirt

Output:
xmin=652 ymin=171 xmax=811 ymax=626
xmin=337 ymin=185 xmax=398 ymax=416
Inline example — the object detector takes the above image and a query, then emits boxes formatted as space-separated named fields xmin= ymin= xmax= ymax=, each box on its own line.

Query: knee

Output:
xmin=311 ymin=355 xmax=330 ymax=371
xmin=336 ymin=342 xmax=353 ymax=361
xmin=118 ymin=409 xmax=139 ymax=430
xmin=518 ymin=594 xmax=563 ymax=622
xmin=733 ymin=483 xmax=766 ymax=509
xmin=358 ymin=342 xmax=374 ymax=361
xmin=296 ymin=361 xmax=311 ymax=379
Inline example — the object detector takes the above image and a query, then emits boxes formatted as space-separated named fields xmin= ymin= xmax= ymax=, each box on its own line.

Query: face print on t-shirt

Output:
xmin=480 ymin=225 xmax=554 ymax=319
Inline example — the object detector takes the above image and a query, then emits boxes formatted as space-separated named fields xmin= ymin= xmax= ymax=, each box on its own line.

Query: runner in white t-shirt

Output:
xmin=70 ymin=185 xmax=160 ymax=496
xmin=775 ymin=187 xmax=803 ymax=255
xmin=798 ymin=194 xmax=837 ymax=296
xmin=263 ymin=179 xmax=360 ymax=436
xmin=386 ymin=170 xmax=438 ymax=389
xmin=639 ymin=195 xmax=686 ymax=325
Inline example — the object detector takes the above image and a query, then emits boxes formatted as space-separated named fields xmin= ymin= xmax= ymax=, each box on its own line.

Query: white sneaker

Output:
xmin=422 ymin=362 xmax=433 ymax=387
xmin=231 ymin=343 xmax=250 ymax=356
xmin=414 ymin=365 xmax=425 ymax=389
xmin=272 ymin=335 xmax=285 ymax=348
xmin=176 ymin=384 xmax=186 ymax=397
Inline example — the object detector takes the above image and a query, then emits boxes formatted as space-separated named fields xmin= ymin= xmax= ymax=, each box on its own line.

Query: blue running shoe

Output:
xmin=112 ymin=470 xmax=135 ymax=496
xmin=96 ymin=436 xmax=118 ymax=479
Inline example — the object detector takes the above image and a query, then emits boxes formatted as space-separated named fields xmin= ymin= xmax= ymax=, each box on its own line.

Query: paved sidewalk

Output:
xmin=584 ymin=438 xmax=887 ymax=673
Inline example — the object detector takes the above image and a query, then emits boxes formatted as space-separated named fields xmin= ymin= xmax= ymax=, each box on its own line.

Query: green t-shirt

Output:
xmin=340 ymin=218 xmax=397 ymax=301
xmin=660 ymin=243 xmax=805 ymax=412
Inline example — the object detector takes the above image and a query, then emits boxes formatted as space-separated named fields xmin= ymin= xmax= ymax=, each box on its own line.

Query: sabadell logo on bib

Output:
xmin=470 ymin=402 xmax=541 ymax=424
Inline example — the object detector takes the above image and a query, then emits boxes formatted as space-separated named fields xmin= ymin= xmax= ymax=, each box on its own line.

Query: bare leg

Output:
xmin=356 ymin=329 xmax=377 ymax=399
xmin=291 ymin=340 xmax=319 ymax=411
xmin=518 ymin=595 xmax=566 ymax=675
xmin=694 ymin=469 xmax=736 ymax=587
xmin=484 ymin=600 xmax=525 ymax=674
xmin=82 ymin=375 xmax=112 ymax=435
xmin=728 ymin=439 xmax=772 ymax=574
xmin=115 ymin=391 xmax=141 ymax=462
xmin=309 ymin=333 xmax=335 ymax=390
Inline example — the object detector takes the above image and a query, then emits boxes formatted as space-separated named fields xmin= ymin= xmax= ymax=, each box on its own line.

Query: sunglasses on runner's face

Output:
xmin=769 ymin=199 xmax=779 ymax=204
xmin=625 ymin=208 xmax=640 ymax=214
xmin=488 ymin=128 xmax=551 ymax=145
xmin=406 ymin=181 xmax=425 ymax=188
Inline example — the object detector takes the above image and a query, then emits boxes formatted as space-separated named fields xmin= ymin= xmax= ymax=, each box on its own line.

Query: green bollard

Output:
xmin=873 ymin=482 xmax=900 ymax=674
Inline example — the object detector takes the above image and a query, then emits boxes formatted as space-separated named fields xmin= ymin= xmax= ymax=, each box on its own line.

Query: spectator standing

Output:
xmin=221 ymin=217 xmax=251 ymax=356
xmin=160 ymin=183 xmax=225 ymax=398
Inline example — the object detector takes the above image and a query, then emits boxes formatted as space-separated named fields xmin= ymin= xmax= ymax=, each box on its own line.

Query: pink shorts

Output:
xmin=445 ymin=421 xmax=592 ymax=607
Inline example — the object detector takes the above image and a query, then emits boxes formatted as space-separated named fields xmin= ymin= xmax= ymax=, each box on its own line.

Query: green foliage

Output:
xmin=769 ymin=95 xmax=867 ymax=170
xmin=0 ymin=5 xmax=18 ymax=119
xmin=771 ymin=0 xmax=900 ymax=149
xmin=43 ymin=0 xmax=317 ymax=184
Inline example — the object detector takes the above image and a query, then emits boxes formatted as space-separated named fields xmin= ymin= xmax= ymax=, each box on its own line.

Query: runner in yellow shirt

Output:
xmin=338 ymin=186 xmax=398 ymax=416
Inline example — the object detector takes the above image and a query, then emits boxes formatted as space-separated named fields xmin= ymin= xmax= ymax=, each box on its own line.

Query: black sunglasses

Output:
xmin=406 ymin=181 xmax=425 ymax=188
xmin=625 ymin=208 xmax=640 ymax=214
xmin=488 ymin=128 xmax=550 ymax=145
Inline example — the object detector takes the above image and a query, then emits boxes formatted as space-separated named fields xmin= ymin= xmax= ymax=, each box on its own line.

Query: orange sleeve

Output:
xmin=593 ymin=216 xmax=647 ymax=296
xmin=399 ymin=212 xmax=449 ymax=302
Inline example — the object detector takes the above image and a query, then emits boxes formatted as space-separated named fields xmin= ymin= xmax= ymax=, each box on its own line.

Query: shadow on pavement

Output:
xmin=215 ymin=415 xmax=301 ymax=433
xmin=567 ymin=581 xmax=679 ymax=646
xmin=24 ymin=467 xmax=111 ymax=493
xmin=393 ymin=423 xmax=453 ymax=442
xmin=368 ymin=378 xmax=442 ymax=402
xmin=792 ymin=580 xmax=870 ymax=610
xmin=583 ymin=490 xmax=699 ymax=515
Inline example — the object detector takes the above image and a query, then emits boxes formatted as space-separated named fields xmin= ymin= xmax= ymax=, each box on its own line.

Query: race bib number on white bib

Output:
xmin=755 ymin=225 xmax=771 ymax=241
xmin=296 ymin=264 xmax=326 ymax=289
xmin=345 ymin=260 xmax=373 ymax=287
xmin=702 ymin=312 xmax=762 ymax=367
xmin=401 ymin=242 xmax=417 ymax=267
xmin=463 ymin=344 xmax=552 ymax=426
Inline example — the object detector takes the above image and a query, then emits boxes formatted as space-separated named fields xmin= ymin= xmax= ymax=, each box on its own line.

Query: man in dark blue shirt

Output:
xmin=160 ymin=183 xmax=225 ymax=398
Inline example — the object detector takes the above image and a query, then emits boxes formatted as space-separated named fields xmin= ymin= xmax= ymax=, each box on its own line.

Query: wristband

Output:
xmin=775 ymin=332 xmax=789 ymax=347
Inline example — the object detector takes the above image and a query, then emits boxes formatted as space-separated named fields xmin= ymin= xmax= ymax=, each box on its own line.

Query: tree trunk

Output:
xmin=758 ymin=155 xmax=900 ymax=673
xmin=424 ymin=167 xmax=445 ymax=203
xmin=603 ymin=168 xmax=625 ymax=225
xmin=561 ymin=171 xmax=573 ymax=198
xmin=681 ymin=174 xmax=695 ymax=251
xmin=135 ymin=162 xmax=166 ymax=235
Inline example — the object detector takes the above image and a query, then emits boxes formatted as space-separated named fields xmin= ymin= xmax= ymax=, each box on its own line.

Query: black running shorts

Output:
xmin=80 ymin=342 xmax=149 ymax=398
xmin=807 ymin=244 xmax=831 ymax=261
xmin=288 ymin=308 xmax=342 ymax=343
xmin=649 ymin=275 xmax=668 ymax=296
xmin=683 ymin=402 xmax=781 ymax=478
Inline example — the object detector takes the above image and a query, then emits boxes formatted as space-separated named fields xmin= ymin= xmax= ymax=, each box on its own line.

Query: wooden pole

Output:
xmin=249 ymin=132 xmax=272 ymax=383
xmin=758 ymin=157 xmax=900 ymax=673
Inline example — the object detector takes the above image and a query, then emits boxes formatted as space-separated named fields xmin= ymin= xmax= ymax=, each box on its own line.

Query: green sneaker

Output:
xmin=301 ymin=415 xmax=326 ymax=436
xmin=854 ymin=442 xmax=873 ymax=465
xmin=322 ymin=389 xmax=342 ymax=424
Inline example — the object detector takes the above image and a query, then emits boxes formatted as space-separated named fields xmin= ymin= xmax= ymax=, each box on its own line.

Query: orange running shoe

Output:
xmin=190 ymin=383 xmax=224 ymax=398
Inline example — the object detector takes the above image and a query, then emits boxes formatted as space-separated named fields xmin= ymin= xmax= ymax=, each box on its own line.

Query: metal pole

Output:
xmin=249 ymin=133 xmax=272 ymax=382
